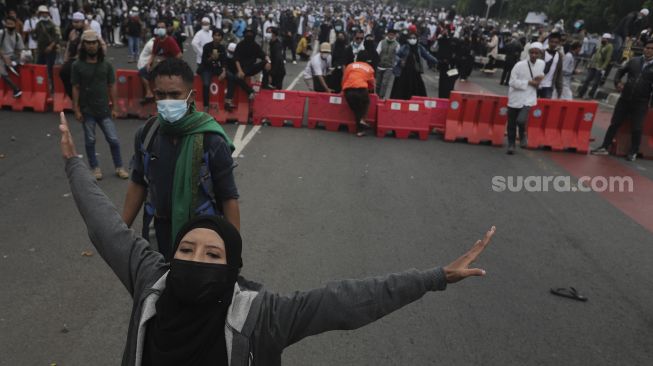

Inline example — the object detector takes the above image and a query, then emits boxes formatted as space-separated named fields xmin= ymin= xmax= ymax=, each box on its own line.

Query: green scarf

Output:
xmin=158 ymin=103 xmax=234 ymax=244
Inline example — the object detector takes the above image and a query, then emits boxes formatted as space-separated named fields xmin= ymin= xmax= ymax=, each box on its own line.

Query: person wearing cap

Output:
xmin=537 ymin=32 xmax=564 ymax=99
xmin=59 ymin=12 xmax=88 ymax=99
xmin=591 ymin=38 xmax=653 ymax=162
xmin=303 ymin=42 xmax=333 ymax=92
xmin=342 ymin=50 xmax=376 ymax=137
xmin=124 ymin=8 xmax=144 ymax=64
xmin=71 ymin=30 xmax=128 ymax=181
xmin=192 ymin=17 xmax=214 ymax=71
xmin=0 ymin=16 xmax=24 ymax=98
xmin=505 ymin=42 xmax=545 ymax=155
xmin=390 ymin=29 xmax=437 ymax=100
xmin=59 ymin=111 xmax=496 ymax=365
xmin=262 ymin=27 xmax=286 ymax=90
xmin=375 ymin=28 xmax=399 ymax=99
xmin=576 ymin=33 xmax=614 ymax=99
xmin=34 ymin=4 xmax=60 ymax=89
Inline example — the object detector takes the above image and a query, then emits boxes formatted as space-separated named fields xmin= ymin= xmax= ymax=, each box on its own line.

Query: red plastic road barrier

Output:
xmin=194 ymin=77 xmax=250 ymax=124
xmin=0 ymin=64 xmax=50 ymax=112
xmin=52 ymin=65 xmax=73 ymax=113
xmin=304 ymin=91 xmax=378 ymax=132
xmin=526 ymin=98 xmax=598 ymax=153
xmin=609 ymin=110 xmax=653 ymax=159
xmin=376 ymin=99 xmax=431 ymax=140
xmin=444 ymin=91 xmax=508 ymax=146
xmin=115 ymin=69 xmax=155 ymax=119
xmin=410 ymin=96 xmax=449 ymax=133
xmin=252 ymin=89 xmax=306 ymax=127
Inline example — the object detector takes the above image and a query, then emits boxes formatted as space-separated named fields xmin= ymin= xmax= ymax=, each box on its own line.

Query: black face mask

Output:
xmin=167 ymin=259 xmax=239 ymax=306
xmin=5 ymin=27 xmax=15 ymax=32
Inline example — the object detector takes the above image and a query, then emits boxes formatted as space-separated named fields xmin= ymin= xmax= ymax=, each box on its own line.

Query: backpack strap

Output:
xmin=139 ymin=116 xmax=159 ymax=240
xmin=195 ymin=149 xmax=218 ymax=216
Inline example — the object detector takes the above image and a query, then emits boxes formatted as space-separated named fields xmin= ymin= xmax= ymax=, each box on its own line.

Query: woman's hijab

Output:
xmin=143 ymin=216 xmax=243 ymax=366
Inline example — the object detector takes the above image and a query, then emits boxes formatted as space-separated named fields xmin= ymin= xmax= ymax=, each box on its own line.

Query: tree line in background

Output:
xmin=398 ymin=0 xmax=653 ymax=33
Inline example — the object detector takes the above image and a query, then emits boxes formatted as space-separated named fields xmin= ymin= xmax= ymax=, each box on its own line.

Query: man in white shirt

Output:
xmin=303 ymin=42 xmax=332 ymax=92
xmin=507 ymin=42 xmax=546 ymax=155
xmin=191 ymin=18 xmax=213 ymax=69
xmin=538 ymin=32 xmax=564 ymax=98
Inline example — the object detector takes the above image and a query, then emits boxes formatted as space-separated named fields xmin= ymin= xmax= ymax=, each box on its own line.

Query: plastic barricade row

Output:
xmin=376 ymin=99 xmax=431 ymax=140
xmin=526 ymin=99 xmax=598 ymax=153
xmin=0 ymin=64 xmax=49 ymax=112
xmin=52 ymin=65 xmax=73 ymax=113
xmin=115 ymin=69 xmax=156 ymax=119
xmin=252 ymin=89 xmax=306 ymax=127
xmin=303 ymin=92 xmax=377 ymax=133
xmin=444 ymin=91 xmax=508 ymax=146
xmin=410 ymin=96 xmax=449 ymax=133
xmin=610 ymin=110 xmax=653 ymax=159
xmin=194 ymin=77 xmax=251 ymax=124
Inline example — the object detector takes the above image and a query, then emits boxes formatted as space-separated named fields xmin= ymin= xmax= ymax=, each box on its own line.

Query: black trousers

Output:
xmin=344 ymin=88 xmax=370 ymax=132
xmin=601 ymin=97 xmax=648 ymax=155
xmin=262 ymin=69 xmax=285 ymax=90
xmin=283 ymin=34 xmax=296 ymax=61
xmin=500 ymin=61 xmax=516 ymax=85
xmin=438 ymin=68 xmax=457 ymax=98
xmin=507 ymin=107 xmax=527 ymax=146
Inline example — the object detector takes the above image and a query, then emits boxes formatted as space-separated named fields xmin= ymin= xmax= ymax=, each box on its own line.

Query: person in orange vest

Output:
xmin=342 ymin=50 xmax=376 ymax=137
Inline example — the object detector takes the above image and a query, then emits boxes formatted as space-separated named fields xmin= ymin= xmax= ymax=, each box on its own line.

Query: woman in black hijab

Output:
xmin=329 ymin=32 xmax=349 ymax=92
xmin=58 ymin=112 xmax=496 ymax=366
xmin=142 ymin=216 xmax=242 ymax=365
xmin=390 ymin=30 xmax=438 ymax=100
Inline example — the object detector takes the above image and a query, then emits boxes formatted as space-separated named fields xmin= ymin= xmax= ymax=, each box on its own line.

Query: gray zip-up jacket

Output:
xmin=66 ymin=157 xmax=448 ymax=366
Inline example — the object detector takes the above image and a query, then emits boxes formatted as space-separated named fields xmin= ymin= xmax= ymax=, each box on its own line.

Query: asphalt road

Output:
xmin=1 ymin=41 xmax=653 ymax=366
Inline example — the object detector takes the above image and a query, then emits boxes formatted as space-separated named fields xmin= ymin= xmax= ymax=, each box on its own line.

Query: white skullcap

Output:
xmin=529 ymin=42 xmax=544 ymax=51
xmin=601 ymin=33 xmax=613 ymax=39
xmin=72 ymin=12 xmax=85 ymax=21
xmin=227 ymin=43 xmax=237 ymax=52
xmin=201 ymin=17 xmax=211 ymax=23
xmin=641 ymin=9 xmax=650 ymax=16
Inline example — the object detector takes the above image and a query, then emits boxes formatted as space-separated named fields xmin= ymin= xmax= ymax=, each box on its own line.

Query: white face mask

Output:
xmin=155 ymin=28 xmax=167 ymax=37
xmin=157 ymin=91 xmax=192 ymax=123
xmin=202 ymin=25 xmax=210 ymax=31
xmin=408 ymin=38 xmax=417 ymax=45
xmin=86 ymin=14 xmax=93 ymax=20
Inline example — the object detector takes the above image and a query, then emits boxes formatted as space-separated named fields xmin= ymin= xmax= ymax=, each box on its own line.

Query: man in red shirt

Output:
xmin=142 ymin=20 xmax=182 ymax=103
xmin=342 ymin=50 xmax=376 ymax=137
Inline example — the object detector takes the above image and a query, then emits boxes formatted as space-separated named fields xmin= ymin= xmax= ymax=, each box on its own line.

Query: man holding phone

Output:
xmin=506 ymin=42 xmax=545 ymax=155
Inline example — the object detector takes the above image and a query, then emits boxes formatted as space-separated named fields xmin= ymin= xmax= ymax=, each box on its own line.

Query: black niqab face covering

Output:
xmin=143 ymin=216 xmax=243 ymax=366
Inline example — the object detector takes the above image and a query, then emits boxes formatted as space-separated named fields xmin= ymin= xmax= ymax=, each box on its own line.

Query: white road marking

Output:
xmin=286 ymin=72 xmax=303 ymax=91
xmin=231 ymin=125 xmax=262 ymax=158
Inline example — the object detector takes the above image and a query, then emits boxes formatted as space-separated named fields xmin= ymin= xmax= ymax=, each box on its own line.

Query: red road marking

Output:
xmin=550 ymin=154 xmax=653 ymax=233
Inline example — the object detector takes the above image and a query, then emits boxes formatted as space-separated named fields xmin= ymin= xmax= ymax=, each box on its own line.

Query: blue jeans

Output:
xmin=127 ymin=36 xmax=140 ymax=58
xmin=82 ymin=114 xmax=124 ymax=169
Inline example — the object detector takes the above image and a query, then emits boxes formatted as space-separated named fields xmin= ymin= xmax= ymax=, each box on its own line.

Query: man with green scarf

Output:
xmin=122 ymin=58 xmax=240 ymax=260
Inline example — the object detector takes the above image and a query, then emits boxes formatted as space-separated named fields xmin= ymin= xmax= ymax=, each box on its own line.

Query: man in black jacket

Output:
xmin=262 ymin=28 xmax=285 ymax=90
xmin=200 ymin=29 xmax=226 ymax=112
xmin=591 ymin=39 xmax=653 ymax=161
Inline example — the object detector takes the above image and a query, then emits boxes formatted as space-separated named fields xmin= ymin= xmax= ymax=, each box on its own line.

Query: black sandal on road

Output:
xmin=550 ymin=287 xmax=588 ymax=302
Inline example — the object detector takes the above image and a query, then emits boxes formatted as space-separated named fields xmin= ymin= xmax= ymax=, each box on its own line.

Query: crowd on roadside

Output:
xmin=1 ymin=1 xmax=652 ymax=158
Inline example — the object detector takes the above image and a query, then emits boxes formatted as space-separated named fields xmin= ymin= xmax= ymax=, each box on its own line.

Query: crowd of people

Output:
xmin=1 ymin=1 xmax=653 ymax=154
